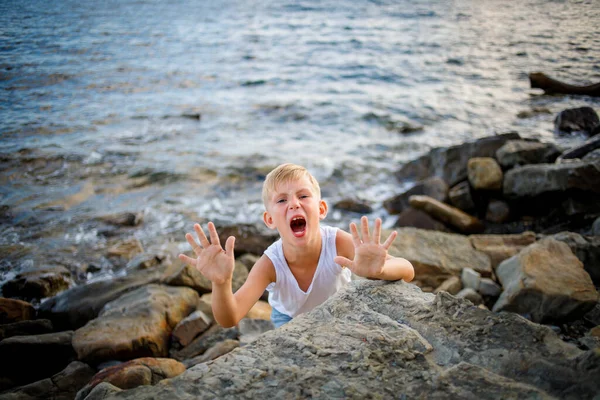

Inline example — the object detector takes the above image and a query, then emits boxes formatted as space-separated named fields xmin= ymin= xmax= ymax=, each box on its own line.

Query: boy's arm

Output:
xmin=334 ymin=216 xmax=414 ymax=282
xmin=211 ymin=255 xmax=275 ymax=328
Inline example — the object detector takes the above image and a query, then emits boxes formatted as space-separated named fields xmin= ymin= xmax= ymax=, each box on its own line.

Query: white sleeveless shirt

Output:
xmin=264 ymin=225 xmax=352 ymax=317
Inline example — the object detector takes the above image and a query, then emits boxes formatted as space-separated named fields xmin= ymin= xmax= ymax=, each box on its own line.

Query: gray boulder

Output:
xmin=496 ymin=140 xmax=560 ymax=168
xmin=383 ymin=177 xmax=449 ymax=214
xmin=551 ymin=231 xmax=600 ymax=285
xmin=79 ymin=281 xmax=599 ymax=399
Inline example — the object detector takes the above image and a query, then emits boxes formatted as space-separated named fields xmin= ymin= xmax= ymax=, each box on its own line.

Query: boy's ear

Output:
xmin=263 ymin=211 xmax=276 ymax=229
xmin=319 ymin=200 xmax=328 ymax=220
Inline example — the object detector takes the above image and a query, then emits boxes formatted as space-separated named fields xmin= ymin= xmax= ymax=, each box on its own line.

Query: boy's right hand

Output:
xmin=178 ymin=222 xmax=236 ymax=286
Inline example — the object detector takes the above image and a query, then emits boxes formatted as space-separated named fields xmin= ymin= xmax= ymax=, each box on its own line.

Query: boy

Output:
xmin=179 ymin=163 xmax=414 ymax=328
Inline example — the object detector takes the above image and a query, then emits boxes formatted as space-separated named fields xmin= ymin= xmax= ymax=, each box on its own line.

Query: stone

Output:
xmin=433 ymin=276 xmax=462 ymax=295
xmin=0 ymin=297 xmax=35 ymax=324
xmin=169 ymin=324 xmax=239 ymax=361
xmin=394 ymin=207 xmax=450 ymax=232
xmin=238 ymin=318 xmax=275 ymax=345
xmin=503 ymin=161 xmax=600 ymax=199
xmin=448 ymin=181 xmax=475 ymax=212
xmin=245 ymin=300 xmax=272 ymax=320
xmin=493 ymin=238 xmax=599 ymax=322
xmin=557 ymin=134 xmax=600 ymax=161
xmin=1 ymin=266 xmax=72 ymax=301
xmin=72 ymin=284 xmax=199 ymax=364
xmin=386 ymin=228 xmax=492 ymax=288
xmin=181 ymin=339 xmax=240 ymax=369
xmin=97 ymin=212 xmax=143 ymax=227
xmin=0 ymin=331 xmax=76 ymax=389
xmin=0 ymin=361 xmax=95 ymax=400
xmin=395 ymin=132 xmax=520 ymax=187
xmin=583 ymin=148 xmax=600 ymax=162
xmin=485 ymin=199 xmax=511 ymax=224
xmin=478 ymin=278 xmax=502 ymax=297
xmin=216 ymin=224 xmax=278 ymax=257
xmin=469 ymin=231 xmax=537 ymax=269
xmin=171 ymin=310 xmax=213 ymax=349
xmin=496 ymin=140 xmax=560 ymax=168
xmin=75 ymin=358 xmax=185 ymax=400
xmin=80 ymin=382 xmax=122 ymax=400
xmin=383 ymin=177 xmax=449 ymax=214
xmin=163 ymin=259 xmax=248 ymax=294
xmin=551 ymin=232 xmax=600 ymax=285
xmin=38 ymin=270 xmax=162 ymax=331
xmin=461 ymin=268 xmax=481 ymax=291
xmin=333 ymin=199 xmax=373 ymax=214
xmin=455 ymin=288 xmax=483 ymax=305
xmin=467 ymin=157 xmax=503 ymax=191
xmin=107 ymin=238 xmax=144 ymax=259
xmin=0 ymin=319 xmax=53 ymax=341
xmin=409 ymin=195 xmax=484 ymax=234
xmin=237 ymin=253 xmax=260 ymax=271
xmin=81 ymin=281 xmax=599 ymax=399
xmin=554 ymin=106 xmax=600 ymax=135
xmin=593 ymin=217 xmax=600 ymax=235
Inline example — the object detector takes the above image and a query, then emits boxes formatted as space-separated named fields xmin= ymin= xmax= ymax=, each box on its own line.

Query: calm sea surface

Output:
xmin=1 ymin=0 xmax=599 ymax=283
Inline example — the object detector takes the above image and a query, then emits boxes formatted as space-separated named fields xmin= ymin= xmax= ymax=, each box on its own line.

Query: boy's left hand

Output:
xmin=334 ymin=216 xmax=397 ymax=278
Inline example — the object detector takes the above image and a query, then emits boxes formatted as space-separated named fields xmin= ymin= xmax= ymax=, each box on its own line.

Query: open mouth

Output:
xmin=290 ymin=216 xmax=307 ymax=236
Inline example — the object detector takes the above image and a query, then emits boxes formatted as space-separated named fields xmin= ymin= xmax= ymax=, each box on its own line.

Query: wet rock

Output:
xmin=162 ymin=259 xmax=248 ymax=294
xmin=0 ymin=297 xmax=35 ymax=324
xmin=73 ymin=284 xmax=198 ymax=365
xmin=0 ymin=331 xmax=76 ymax=389
xmin=125 ymin=254 xmax=162 ymax=271
xmin=583 ymin=148 xmax=600 ymax=162
xmin=75 ymin=358 xmax=185 ymax=400
xmin=1 ymin=266 xmax=72 ymax=301
xmin=394 ymin=207 xmax=450 ymax=232
xmin=395 ymin=132 xmax=520 ymax=187
xmin=551 ymin=232 xmax=600 ymax=285
xmin=0 ymin=319 xmax=53 ymax=341
xmin=456 ymin=288 xmax=483 ymax=305
xmin=97 ymin=212 xmax=143 ymax=227
xmin=493 ymin=238 xmax=598 ymax=323
xmin=409 ymin=195 xmax=484 ymax=234
xmin=87 ymin=281 xmax=599 ymax=399
xmin=558 ymin=135 xmax=600 ymax=162
xmin=333 ymin=198 xmax=373 ymax=214
xmin=467 ymin=157 xmax=503 ymax=190
xmin=503 ymin=160 xmax=600 ymax=199
xmin=554 ymin=106 xmax=599 ymax=135
xmin=479 ymin=278 xmax=502 ymax=297
xmin=448 ymin=181 xmax=475 ymax=212
xmin=170 ymin=310 xmax=213 ymax=350
xmin=485 ymin=199 xmax=511 ymax=224
xmin=469 ymin=231 xmax=537 ymax=269
xmin=170 ymin=324 xmax=239 ymax=361
xmin=593 ymin=217 xmax=600 ymax=235
xmin=496 ymin=140 xmax=560 ymax=168
xmin=433 ymin=276 xmax=462 ymax=295
xmin=182 ymin=339 xmax=240 ymax=369
xmin=216 ymin=224 xmax=278 ymax=257
xmin=383 ymin=177 xmax=448 ymax=214
xmin=0 ymin=361 xmax=95 ymax=400
xmin=38 ymin=269 xmax=162 ymax=331
xmin=461 ymin=268 xmax=481 ymax=291
xmin=386 ymin=227 xmax=492 ymax=288
xmin=107 ymin=238 xmax=144 ymax=260
xmin=238 ymin=318 xmax=275 ymax=345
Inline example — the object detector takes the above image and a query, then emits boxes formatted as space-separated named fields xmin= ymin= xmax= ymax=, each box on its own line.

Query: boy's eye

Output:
xmin=300 ymin=195 xmax=309 ymax=199
xmin=276 ymin=199 xmax=285 ymax=204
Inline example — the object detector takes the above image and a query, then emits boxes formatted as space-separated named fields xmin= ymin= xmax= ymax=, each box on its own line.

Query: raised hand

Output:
xmin=334 ymin=216 xmax=397 ymax=278
xmin=178 ymin=222 xmax=236 ymax=286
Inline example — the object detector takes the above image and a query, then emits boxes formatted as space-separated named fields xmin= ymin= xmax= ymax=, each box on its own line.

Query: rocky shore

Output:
xmin=1 ymin=106 xmax=599 ymax=399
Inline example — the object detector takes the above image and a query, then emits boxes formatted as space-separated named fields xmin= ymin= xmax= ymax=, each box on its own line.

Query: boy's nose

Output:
xmin=289 ymin=199 xmax=300 ymax=209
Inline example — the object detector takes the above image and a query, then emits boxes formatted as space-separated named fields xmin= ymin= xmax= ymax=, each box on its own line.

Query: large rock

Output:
xmin=75 ymin=358 xmax=185 ymax=400
xmin=493 ymin=238 xmax=598 ymax=322
xmin=386 ymin=228 xmax=492 ymax=288
xmin=559 ymin=134 xmax=600 ymax=161
xmin=216 ymin=224 xmax=278 ymax=258
xmin=394 ymin=207 xmax=450 ymax=232
xmin=469 ymin=231 xmax=536 ymax=269
xmin=79 ymin=281 xmax=599 ymax=399
xmin=496 ymin=140 xmax=560 ymax=168
xmin=0 ymin=361 xmax=95 ymax=400
xmin=467 ymin=157 xmax=503 ymax=191
xmin=0 ymin=331 xmax=76 ymax=389
xmin=162 ymin=260 xmax=248 ymax=294
xmin=551 ymin=231 xmax=600 ymax=285
xmin=38 ymin=270 xmax=162 ymax=331
xmin=1 ymin=266 xmax=72 ymax=301
xmin=554 ymin=106 xmax=600 ymax=135
xmin=409 ymin=195 xmax=484 ymax=234
xmin=383 ymin=177 xmax=448 ymax=214
xmin=0 ymin=319 xmax=53 ymax=341
xmin=0 ymin=297 xmax=35 ymax=324
xmin=395 ymin=133 xmax=520 ymax=187
xmin=170 ymin=310 xmax=213 ymax=350
xmin=72 ymin=284 xmax=198 ymax=364
xmin=169 ymin=324 xmax=239 ymax=361
xmin=503 ymin=160 xmax=600 ymax=199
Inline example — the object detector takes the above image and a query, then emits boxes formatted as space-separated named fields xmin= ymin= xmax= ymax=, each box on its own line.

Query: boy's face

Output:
xmin=263 ymin=175 xmax=327 ymax=245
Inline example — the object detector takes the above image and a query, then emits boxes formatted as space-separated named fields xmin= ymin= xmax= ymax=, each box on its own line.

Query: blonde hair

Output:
xmin=262 ymin=163 xmax=321 ymax=208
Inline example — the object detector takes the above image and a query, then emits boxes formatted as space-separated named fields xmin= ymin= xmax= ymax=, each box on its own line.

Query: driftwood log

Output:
xmin=529 ymin=72 xmax=600 ymax=97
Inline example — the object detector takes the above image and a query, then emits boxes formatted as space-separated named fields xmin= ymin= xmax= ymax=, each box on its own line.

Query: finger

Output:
xmin=225 ymin=236 xmax=235 ymax=257
xmin=349 ymin=222 xmax=362 ymax=247
xmin=207 ymin=222 xmax=221 ymax=247
xmin=185 ymin=233 xmax=202 ymax=256
xmin=178 ymin=254 xmax=196 ymax=267
xmin=194 ymin=224 xmax=210 ymax=248
xmin=373 ymin=218 xmax=382 ymax=245
xmin=382 ymin=230 xmax=398 ymax=250
xmin=361 ymin=216 xmax=371 ymax=243
xmin=334 ymin=256 xmax=353 ymax=269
